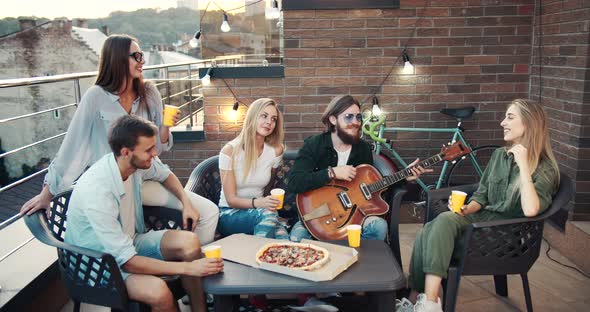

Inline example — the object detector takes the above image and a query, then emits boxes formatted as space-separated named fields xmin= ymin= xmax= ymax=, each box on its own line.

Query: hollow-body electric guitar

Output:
xmin=296 ymin=142 xmax=471 ymax=240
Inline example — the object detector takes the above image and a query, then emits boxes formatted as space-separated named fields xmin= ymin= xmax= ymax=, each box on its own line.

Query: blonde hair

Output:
xmin=507 ymin=99 xmax=559 ymax=188
xmin=232 ymin=98 xmax=284 ymax=181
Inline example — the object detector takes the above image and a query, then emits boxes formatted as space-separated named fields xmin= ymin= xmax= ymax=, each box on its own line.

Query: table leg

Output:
xmin=213 ymin=294 xmax=239 ymax=312
xmin=368 ymin=291 xmax=395 ymax=312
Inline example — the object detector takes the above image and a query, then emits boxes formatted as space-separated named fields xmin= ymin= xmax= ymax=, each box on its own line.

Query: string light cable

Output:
xmin=360 ymin=0 xmax=432 ymax=117
xmin=543 ymin=237 xmax=590 ymax=279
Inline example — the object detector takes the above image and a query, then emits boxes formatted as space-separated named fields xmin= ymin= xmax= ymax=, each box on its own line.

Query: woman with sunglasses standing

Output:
xmin=20 ymin=34 xmax=219 ymax=245
xmin=287 ymin=95 xmax=429 ymax=242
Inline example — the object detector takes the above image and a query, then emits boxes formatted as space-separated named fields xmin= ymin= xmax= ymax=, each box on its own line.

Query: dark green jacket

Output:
xmin=288 ymin=132 xmax=373 ymax=194
xmin=469 ymin=147 xmax=558 ymax=219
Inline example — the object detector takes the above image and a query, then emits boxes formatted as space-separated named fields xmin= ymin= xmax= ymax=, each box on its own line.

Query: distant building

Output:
xmin=177 ymin=0 xmax=199 ymax=11
xmin=0 ymin=18 xmax=107 ymax=179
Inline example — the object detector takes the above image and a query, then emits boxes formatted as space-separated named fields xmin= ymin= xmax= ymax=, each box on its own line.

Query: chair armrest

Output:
xmin=387 ymin=187 xmax=407 ymax=267
xmin=143 ymin=206 xmax=184 ymax=231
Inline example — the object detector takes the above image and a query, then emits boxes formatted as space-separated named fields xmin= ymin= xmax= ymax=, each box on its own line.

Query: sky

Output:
xmin=1 ymin=0 xmax=250 ymax=19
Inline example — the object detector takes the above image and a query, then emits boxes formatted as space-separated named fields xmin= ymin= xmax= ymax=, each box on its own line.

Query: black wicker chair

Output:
xmin=24 ymin=191 xmax=186 ymax=312
xmin=185 ymin=149 xmax=407 ymax=266
xmin=424 ymin=172 xmax=575 ymax=312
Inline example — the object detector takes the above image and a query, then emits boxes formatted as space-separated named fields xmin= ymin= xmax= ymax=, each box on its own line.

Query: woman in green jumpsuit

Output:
xmin=398 ymin=99 xmax=560 ymax=312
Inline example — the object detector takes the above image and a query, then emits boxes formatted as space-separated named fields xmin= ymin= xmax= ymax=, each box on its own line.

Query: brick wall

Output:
xmin=531 ymin=0 xmax=590 ymax=220
xmin=163 ymin=0 xmax=589 ymax=219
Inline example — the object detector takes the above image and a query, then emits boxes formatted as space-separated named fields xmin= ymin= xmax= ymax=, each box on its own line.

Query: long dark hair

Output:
xmin=95 ymin=34 xmax=150 ymax=116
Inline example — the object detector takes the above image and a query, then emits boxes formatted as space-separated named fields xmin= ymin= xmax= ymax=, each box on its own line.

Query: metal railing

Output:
xmin=0 ymin=55 xmax=254 ymax=259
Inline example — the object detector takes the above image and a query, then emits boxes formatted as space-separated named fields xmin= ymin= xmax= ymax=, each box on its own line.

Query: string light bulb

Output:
xmin=371 ymin=96 xmax=382 ymax=119
xmin=221 ymin=13 xmax=231 ymax=32
xmin=267 ymin=0 xmax=281 ymax=19
xmin=189 ymin=30 xmax=201 ymax=48
xmin=230 ymin=100 xmax=240 ymax=121
xmin=201 ymin=68 xmax=212 ymax=86
xmin=402 ymin=52 xmax=414 ymax=74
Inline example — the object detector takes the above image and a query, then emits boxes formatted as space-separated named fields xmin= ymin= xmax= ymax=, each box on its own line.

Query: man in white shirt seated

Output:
xmin=65 ymin=115 xmax=223 ymax=311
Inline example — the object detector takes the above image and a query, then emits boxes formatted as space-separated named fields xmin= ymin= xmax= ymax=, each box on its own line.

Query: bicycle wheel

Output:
xmin=444 ymin=145 xmax=500 ymax=187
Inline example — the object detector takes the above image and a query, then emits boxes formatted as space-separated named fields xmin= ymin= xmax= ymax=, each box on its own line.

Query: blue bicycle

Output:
xmin=362 ymin=106 xmax=499 ymax=198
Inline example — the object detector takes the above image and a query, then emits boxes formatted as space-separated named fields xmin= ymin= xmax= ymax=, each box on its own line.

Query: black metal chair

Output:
xmin=424 ymin=172 xmax=575 ymax=312
xmin=24 ymin=190 xmax=186 ymax=312
xmin=185 ymin=149 xmax=407 ymax=267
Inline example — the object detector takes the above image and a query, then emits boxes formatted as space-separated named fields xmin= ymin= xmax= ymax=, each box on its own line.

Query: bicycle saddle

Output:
xmin=439 ymin=107 xmax=476 ymax=120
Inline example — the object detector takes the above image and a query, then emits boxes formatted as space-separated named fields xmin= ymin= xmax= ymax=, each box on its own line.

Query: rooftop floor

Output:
xmin=59 ymin=224 xmax=590 ymax=312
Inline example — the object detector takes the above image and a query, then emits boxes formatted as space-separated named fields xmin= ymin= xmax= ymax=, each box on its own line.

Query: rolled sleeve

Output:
xmin=146 ymin=83 xmax=173 ymax=153
xmin=141 ymin=157 xmax=171 ymax=183
xmin=533 ymin=169 xmax=558 ymax=214
xmin=83 ymin=192 xmax=137 ymax=267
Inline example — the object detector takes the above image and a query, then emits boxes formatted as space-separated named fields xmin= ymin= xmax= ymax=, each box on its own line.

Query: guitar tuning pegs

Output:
xmin=461 ymin=156 xmax=466 ymax=160
xmin=452 ymin=160 xmax=457 ymax=164
xmin=447 ymin=142 xmax=451 ymax=146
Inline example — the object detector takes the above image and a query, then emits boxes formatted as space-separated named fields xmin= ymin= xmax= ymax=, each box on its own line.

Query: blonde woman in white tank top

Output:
xmin=217 ymin=98 xmax=288 ymax=239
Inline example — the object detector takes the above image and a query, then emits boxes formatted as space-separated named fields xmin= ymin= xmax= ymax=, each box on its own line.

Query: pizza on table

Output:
xmin=256 ymin=242 xmax=330 ymax=271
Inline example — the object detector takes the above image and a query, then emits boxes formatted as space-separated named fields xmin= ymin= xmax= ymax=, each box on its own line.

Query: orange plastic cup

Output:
xmin=450 ymin=190 xmax=468 ymax=213
xmin=202 ymin=245 xmax=221 ymax=258
xmin=346 ymin=224 xmax=362 ymax=248
xmin=270 ymin=188 xmax=285 ymax=210
xmin=163 ymin=105 xmax=179 ymax=127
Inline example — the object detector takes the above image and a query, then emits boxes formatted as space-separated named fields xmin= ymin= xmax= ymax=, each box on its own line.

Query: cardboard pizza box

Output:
xmin=206 ymin=233 xmax=358 ymax=282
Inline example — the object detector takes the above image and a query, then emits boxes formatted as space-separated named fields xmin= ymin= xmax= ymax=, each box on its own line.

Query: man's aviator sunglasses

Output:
xmin=129 ymin=51 xmax=144 ymax=63
xmin=343 ymin=113 xmax=363 ymax=124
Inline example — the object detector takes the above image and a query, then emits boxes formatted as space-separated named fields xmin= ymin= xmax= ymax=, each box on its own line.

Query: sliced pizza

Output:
xmin=256 ymin=242 xmax=330 ymax=271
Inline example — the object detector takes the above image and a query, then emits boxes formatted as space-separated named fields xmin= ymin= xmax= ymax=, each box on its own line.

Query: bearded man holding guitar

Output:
xmin=287 ymin=95 xmax=432 ymax=242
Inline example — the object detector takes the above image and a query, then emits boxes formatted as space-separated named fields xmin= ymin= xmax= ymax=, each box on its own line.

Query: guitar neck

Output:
xmin=368 ymin=154 xmax=443 ymax=192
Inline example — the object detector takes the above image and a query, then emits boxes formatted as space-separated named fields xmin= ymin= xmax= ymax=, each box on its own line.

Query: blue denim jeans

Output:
xmin=218 ymin=207 xmax=289 ymax=239
xmin=290 ymin=216 xmax=388 ymax=242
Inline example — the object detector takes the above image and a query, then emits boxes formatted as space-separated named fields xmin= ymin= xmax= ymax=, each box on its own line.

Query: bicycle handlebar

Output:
xmin=362 ymin=113 xmax=387 ymax=143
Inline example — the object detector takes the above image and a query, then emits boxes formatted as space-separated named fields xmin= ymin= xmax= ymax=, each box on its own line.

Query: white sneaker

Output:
xmin=395 ymin=297 xmax=414 ymax=312
xmin=414 ymin=293 xmax=442 ymax=312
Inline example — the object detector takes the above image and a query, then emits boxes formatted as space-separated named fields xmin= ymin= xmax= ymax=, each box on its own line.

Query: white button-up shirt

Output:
xmin=64 ymin=153 xmax=171 ymax=267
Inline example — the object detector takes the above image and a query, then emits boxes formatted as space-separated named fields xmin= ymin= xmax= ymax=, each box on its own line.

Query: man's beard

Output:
xmin=130 ymin=154 xmax=151 ymax=170
xmin=335 ymin=122 xmax=361 ymax=145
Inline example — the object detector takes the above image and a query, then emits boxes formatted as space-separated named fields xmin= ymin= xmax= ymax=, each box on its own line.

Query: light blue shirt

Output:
xmin=64 ymin=153 xmax=171 ymax=267
xmin=45 ymin=84 xmax=172 ymax=195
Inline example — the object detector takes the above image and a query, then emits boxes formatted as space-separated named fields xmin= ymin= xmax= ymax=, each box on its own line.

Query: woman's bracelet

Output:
xmin=252 ymin=197 xmax=257 ymax=209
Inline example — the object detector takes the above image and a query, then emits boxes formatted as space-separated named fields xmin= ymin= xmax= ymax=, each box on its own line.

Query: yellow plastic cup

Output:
xmin=450 ymin=190 xmax=468 ymax=213
xmin=270 ymin=188 xmax=285 ymax=210
xmin=202 ymin=245 xmax=221 ymax=258
xmin=346 ymin=224 xmax=362 ymax=248
xmin=163 ymin=105 xmax=179 ymax=127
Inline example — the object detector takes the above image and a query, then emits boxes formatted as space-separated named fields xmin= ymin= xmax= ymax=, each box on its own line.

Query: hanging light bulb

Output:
xmin=189 ymin=30 xmax=201 ymax=48
xmin=201 ymin=68 xmax=212 ymax=86
xmin=371 ymin=96 xmax=382 ymax=119
xmin=267 ymin=0 xmax=280 ymax=19
xmin=402 ymin=52 xmax=414 ymax=74
xmin=221 ymin=13 xmax=231 ymax=32
xmin=230 ymin=100 xmax=240 ymax=121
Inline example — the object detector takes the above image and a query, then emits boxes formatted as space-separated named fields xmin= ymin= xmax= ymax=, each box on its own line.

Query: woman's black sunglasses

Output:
xmin=129 ymin=51 xmax=144 ymax=63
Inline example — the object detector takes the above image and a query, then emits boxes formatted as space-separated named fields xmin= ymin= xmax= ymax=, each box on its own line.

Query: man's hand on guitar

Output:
xmin=255 ymin=196 xmax=281 ymax=211
xmin=333 ymin=165 xmax=357 ymax=181
xmin=405 ymin=158 xmax=433 ymax=182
